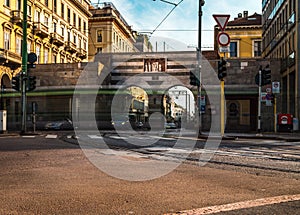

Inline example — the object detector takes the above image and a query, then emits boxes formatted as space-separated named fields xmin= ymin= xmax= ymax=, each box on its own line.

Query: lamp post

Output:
xmin=198 ymin=0 xmax=205 ymax=133
xmin=21 ymin=0 xmax=28 ymax=134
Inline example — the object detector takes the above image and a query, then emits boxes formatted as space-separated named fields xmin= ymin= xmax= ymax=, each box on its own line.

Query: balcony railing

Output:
xmin=76 ymin=48 xmax=87 ymax=59
xmin=34 ymin=22 xmax=49 ymax=38
xmin=65 ymin=41 xmax=77 ymax=53
xmin=50 ymin=32 xmax=64 ymax=46
xmin=11 ymin=10 xmax=22 ymax=24
xmin=0 ymin=48 xmax=22 ymax=69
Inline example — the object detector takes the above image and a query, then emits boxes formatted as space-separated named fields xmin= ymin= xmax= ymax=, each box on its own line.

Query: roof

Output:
xmin=227 ymin=13 xmax=262 ymax=26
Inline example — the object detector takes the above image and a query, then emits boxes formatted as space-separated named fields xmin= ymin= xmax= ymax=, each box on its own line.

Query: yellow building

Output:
xmin=214 ymin=11 xmax=262 ymax=59
xmin=0 ymin=0 xmax=91 ymax=91
xmin=88 ymin=2 xmax=138 ymax=60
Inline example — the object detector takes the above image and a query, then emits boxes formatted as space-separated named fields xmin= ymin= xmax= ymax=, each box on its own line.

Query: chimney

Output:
xmin=238 ymin=13 xmax=242 ymax=18
xmin=243 ymin=11 xmax=248 ymax=17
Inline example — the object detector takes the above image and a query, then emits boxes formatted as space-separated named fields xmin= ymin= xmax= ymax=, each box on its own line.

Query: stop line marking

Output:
xmin=166 ymin=194 xmax=300 ymax=215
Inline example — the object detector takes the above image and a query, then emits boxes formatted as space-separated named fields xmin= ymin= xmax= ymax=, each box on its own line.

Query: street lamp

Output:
xmin=198 ymin=0 xmax=205 ymax=134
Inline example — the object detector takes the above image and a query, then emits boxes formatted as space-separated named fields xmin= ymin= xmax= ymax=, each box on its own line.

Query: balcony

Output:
xmin=76 ymin=48 xmax=87 ymax=59
xmin=50 ymin=32 xmax=64 ymax=46
xmin=65 ymin=41 xmax=77 ymax=54
xmin=11 ymin=10 xmax=22 ymax=25
xmin=0 ymin=48 xmax=22 ymax=70
xmin=33 ymin=22 xmax=49 ymax=38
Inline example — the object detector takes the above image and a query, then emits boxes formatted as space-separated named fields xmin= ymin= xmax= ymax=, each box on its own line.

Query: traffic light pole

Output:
xmin=257 ymin=68 xmax=262 ymax=134
xmin=21 ymin=0 xmax=28 ymax=134
xmin=220 ymin=80 xmax=225 ymax=136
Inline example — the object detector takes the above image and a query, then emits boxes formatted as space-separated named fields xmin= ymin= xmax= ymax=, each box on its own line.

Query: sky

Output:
xmin=91 ymin=0 xmax=262 ymax=51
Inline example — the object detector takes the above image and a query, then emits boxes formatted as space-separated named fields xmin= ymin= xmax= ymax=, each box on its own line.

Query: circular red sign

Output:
xmin=217 ymin=32 xmax=230 ymax=46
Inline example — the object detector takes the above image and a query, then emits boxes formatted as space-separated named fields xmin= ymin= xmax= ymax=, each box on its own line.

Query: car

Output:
xmin=44 ymin=118 xmax=73 ymax=130
xmin=165 ymin=122 xmax=177 ymax=129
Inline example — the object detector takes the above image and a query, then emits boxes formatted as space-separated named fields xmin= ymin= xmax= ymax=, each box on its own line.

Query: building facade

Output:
xmin=262 ymin=0 xmax=299 ymax=118
xmin=88 ymin=2 xmax=138 ymax=60
xmin=214 ymin=11 xmax=262 ymax=59
xmin=0 ymin=0 xmax=91 ymax=95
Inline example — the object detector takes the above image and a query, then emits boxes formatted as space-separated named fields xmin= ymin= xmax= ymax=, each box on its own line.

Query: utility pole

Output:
xmin=21 ymin=0 xmax=28 ymax=133
xmin=198 ymin=0 xmax=204 ymax=133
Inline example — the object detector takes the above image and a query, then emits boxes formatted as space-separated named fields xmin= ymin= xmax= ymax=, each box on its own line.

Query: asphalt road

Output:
xmin=0 ymin=133 xmax=299 ymax=214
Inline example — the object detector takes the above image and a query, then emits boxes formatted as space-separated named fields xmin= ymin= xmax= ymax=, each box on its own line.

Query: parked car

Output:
xmin=45 ymin=118 xmax=73 ymax=130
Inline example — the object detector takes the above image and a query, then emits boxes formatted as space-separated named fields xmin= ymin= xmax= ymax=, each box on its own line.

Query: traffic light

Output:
xmin=261 ymin=65 xmax=271 ymax=86
xmin=12 ymin=76 xmax=20 ymax=92
xmin=27 ymin=76 xmax=36 ymax=91
xmin=218 ymin=58 xmax=227 ymax=80
xmin=189 ymin=70 xmax=200 ymax=86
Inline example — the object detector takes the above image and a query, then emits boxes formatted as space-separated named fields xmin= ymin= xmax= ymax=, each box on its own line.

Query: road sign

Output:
xmin=272 ymin=81 xmax=280 ymax=93
xmin=213 ymin=14 xmax=230 ymax=31
xmin=217 ymin=32 xmax=230 ymax=46
xmin=219 ymin=46 xmax=230 ymax=53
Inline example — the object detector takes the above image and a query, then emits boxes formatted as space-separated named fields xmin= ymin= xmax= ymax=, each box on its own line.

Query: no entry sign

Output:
xmin=217 ymin=32 xmax=230 ymax=46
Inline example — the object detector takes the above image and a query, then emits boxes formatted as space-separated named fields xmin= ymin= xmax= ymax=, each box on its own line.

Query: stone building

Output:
xmin=0 ymin=0 xmax=91 ymax=111
xmin=88 ymin=2 xmax=138 ymax=61
xmin=262 ymin=0 xmax=299 ymax=119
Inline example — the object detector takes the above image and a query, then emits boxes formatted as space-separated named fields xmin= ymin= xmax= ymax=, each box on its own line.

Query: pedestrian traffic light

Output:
xmin=261 ymin=65 xmax=271 ymax=86
xmin=189 ymin=70 xmax=200 ymax=86
xmin=218 ymin=58 xmax=227 ymax=80
xmin=27 ymin=76 xmax=36 ymax=91
xmin=12 ymin=76 xmax=20 ymax=92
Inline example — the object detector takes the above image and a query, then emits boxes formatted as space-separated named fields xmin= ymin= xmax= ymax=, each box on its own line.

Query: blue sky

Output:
xmin=91 ymin=0 xmax=262 ymax=51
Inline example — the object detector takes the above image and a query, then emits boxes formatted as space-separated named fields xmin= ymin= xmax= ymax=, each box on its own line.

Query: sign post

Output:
xmin=213 ymin=14 xmax=230 ymax=136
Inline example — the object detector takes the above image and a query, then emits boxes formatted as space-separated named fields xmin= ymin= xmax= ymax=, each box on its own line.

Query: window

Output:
xmin=5 ymin=0 xmax=10 ymax=7
xmin=230 ymin=41 xmax=238 ymax=57
xmin=83 ymin=21 xmax=87 ymax=33
xmin=61 ymin=3 xmax=64 ymax=19
xmin=36 ymin=45 xmax=41 ymax=64
xmin=97 ymin=47 xmax=102 ymax=53
xmin=78 ymin=38 xmax=82 ymax=48
xmin=34 ymin=10 xmax=40 ymax=22
xmin=53 ymin=22 xmax=57 ymax=32
xmin=78 ymin=17 xmax=81 ymax=31
xmin=61 ymin=26 xmax=64 ymax=36
xmin=52 ymin=54 xmax=57 ymax=63
xmin=97 ymin=30 xmax=102 ymax=42
xmin=27 ymin=41 xmax=31 ymax=53
xmin=44 ymin=15 xmax=49 ymax=27
xmin=16 ymin=37 xmax=21 ymax=55
xmin=53 ymin=0 xmax=57 ymax=13
xmin=83 ymin=41 xmax=87 ymax=50
xmin=4 ymin=31 xmax=10 ymax=50
xmin=67 ymin=8 xmax=71 ymax=23
xmin=254 ymin=40 xmax=262 ymax=57
xmin=73 ymin=13 xmax=76 ymax=27
xmin=44 ymin=48 xmax=49 ymax=63
xmin=45 ymin=0 xmax=49 ymax=7
xmin=27 ymin=5 xmax=32 ymax=16
xmin=16 ymin=0 xmax=21 ymax=10
xmin=73 ymin=35 xmax=76 ymax=44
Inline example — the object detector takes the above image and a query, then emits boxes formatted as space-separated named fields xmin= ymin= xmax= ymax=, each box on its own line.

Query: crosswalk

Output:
xmin=17 ymin=132 xmax=300 ymax=162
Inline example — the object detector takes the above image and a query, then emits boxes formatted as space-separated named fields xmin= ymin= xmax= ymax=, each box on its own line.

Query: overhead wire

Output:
xmin=149 ymin=0 xmax=184 ymax=37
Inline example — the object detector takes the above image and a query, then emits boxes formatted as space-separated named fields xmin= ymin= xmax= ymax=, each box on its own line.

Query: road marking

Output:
xmin=166 ymin=194 xmax=300 ymax=215
xmin=22 ymin=136 xmax=35 ymax=138
xmin=88 ymin=135 xmax=103 ymax=139
xmin=45 ymin=134 xmax=57 ymax=139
